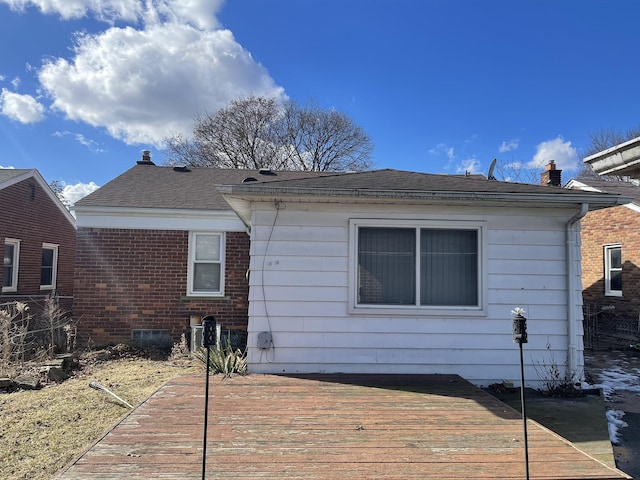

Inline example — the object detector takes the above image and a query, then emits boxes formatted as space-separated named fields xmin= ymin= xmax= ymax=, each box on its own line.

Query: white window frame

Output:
xmin=40 ymin=243 xmax=59 ymax=290
xmin=187 ymin=232 xmax=225 ymax=297
xmin=3 ymin=238 xmax=20 ymax=293
xmin=604 ymin=244 xmax=622 ymax=297
xmin=349 ymin=219 xmax=486 ymax=316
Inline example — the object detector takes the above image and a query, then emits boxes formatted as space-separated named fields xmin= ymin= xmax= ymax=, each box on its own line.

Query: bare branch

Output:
xmin=163 ymin=96 xmax=374 ymax=172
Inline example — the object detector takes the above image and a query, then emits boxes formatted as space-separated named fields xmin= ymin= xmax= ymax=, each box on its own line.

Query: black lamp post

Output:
xmin=201 ymin=317 xmax=216 ymax=480
xmin=512 ymin=308 xmax=529 ymax=480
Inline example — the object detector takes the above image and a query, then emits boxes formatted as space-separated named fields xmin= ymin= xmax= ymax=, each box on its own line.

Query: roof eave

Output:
xmin=584 ymin=136 xmax=640 ymax=177
xmin=73 ymin=205 xmax=238 ymax=219
xmin=217 ymin=185 xmax=632 ymax=224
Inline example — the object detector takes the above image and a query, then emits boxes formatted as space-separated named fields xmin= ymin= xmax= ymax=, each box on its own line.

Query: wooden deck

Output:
xmin=55 ymin=373 xmax=630 ymax=479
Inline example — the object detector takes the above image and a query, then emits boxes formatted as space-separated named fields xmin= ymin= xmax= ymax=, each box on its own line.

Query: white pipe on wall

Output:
xmin=566 ymin=203 xmax=588 ymax=379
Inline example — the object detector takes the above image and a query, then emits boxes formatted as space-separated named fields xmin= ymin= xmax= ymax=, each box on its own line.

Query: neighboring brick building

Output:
xmin=72 ymin=152 xmax=329 ymax=348
xmin=567 ymin=178 xmax=640 ymax=346
xmin=568 ymin=179 xmax=640 ymax=305
xmin=0 ymin=169 xmax=76 ymax=313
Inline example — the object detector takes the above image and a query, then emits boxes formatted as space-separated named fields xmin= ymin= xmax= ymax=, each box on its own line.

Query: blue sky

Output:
xmin=1 ymin=0 xmax=639 ymax=204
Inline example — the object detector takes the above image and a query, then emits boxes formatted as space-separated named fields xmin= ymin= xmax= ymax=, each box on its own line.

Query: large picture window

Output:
xmin=352 ymin=220 xmax=483 ymax=314
xmin=41 ymin=243 xmax=59 ymax=290
xmin=3 ymin=239 xmax=20 ymax=292
xmin=604 ymin=244 xmax=622 ymax=297
xmin=188 ymin=232 xmax=225 ymax=296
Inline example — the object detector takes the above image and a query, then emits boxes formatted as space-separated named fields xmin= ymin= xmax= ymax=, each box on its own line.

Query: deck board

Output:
xmin=55 ymin=373 xmax=630 ymax=479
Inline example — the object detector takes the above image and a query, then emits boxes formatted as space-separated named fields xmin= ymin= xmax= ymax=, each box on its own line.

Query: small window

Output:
xmin=604 ymin=245 xmax=622 ymax=297
xmin=352 ymin=220 xmax=484 ymax=314
xmin=41 ymin=244 xmax=59 ymax=290
xmin=3 ymin=239 xmax=20 ymax=292
xmin=188 ymin=232 xmax=225 ymax=296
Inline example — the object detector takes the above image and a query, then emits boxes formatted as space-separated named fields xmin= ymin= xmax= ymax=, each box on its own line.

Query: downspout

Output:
xmin=566 ymin=203 xmax=588 ymax=379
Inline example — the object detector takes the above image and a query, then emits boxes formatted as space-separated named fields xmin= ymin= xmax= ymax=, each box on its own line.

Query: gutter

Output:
xmin=583 ymin=135 xmax=640 ymax=177
xmin=217 ymin=185 xmax=631 ymax=210
xmin=566 ymin=203 xmax=588 ymax=379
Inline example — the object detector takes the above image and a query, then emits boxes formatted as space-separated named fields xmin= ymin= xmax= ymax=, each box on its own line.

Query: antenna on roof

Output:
xmin=487 ymin=158 xmax=497 ymax=181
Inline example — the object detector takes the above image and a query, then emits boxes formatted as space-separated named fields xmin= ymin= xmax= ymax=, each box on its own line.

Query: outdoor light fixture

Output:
xmin=512 ymin=308 xmax=529 ymax=480
xmin=201 ymin=316 xmax=216 ymax=480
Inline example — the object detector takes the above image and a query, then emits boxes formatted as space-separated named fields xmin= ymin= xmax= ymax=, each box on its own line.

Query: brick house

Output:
xmin=567 ymin=178 xmax=640 ymax=346
xmin=72 ymin=152 xmax=329 ymax=348
xmin=0 ymin=169 xmax=76 ymax=313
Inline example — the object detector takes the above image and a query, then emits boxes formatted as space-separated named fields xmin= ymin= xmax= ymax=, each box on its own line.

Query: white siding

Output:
xmin=246 ymin=202 xmax=584 ymax=388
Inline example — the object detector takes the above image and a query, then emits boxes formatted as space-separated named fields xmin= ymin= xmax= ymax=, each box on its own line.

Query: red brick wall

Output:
xmin=73 ymin=228 xmax=250 ymax=346
xmin=580 ymin=205 xmax=640 ymax=309
xmin=0 ymin=177 xmax=76 ymax=302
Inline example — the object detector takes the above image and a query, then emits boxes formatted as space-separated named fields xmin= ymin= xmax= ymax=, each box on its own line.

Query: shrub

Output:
xmin=193 ymin=333 xmax=247 ymax=377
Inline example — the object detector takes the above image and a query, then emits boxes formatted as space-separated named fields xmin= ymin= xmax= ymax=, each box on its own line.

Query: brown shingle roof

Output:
xmin=74 ymin=165 xmax=331 ymax=210
xmin=223 ymin=168 xmax=610 ymax=196
xmin=77 ymin=166 xmax=629 ymax=212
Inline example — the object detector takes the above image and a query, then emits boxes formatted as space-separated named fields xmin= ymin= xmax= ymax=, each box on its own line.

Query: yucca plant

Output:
xmin=193 ymin=333 xmax=247 ymax=377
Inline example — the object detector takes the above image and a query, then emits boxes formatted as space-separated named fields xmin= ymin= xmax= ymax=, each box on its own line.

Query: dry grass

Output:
xmin=0 ymin=355 xmax=202 ymax=480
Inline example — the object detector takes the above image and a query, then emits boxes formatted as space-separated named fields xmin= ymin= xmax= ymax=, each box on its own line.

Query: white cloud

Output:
xmin=529 ymin=136 xmax=579 ymax=171
xmin=53 ymin=130 xmax=105 ymax=153
xmin=1 ymin=165 xmax=16 ymax=169
xmin=498 ymin=139 xmax=519 ymax=153
xmin=38 ymin=23 xmax=284 ymax=147
xmin=456 ymin=157 xmax=481 ymax=175
xmin=0 ymin=88 xmax=46 ymax=123
xmin=61 ymin=181 xmax=100 ymax=205
xmin=1 ymin=0 xmax=142 ymax=24
xmin=428 ymin=143 xmax=455 ymax=160
xmin=0 ymin=0 xmax=222 ymax=29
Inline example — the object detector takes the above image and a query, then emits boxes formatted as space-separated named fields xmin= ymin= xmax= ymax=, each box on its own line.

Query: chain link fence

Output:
xmin=584 ymin=302 xmax=640 ymax=349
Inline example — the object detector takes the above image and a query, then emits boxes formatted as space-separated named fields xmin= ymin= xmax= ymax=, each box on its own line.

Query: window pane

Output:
xmin=195 ymin=235 xmax=220 ymax=261
xmin=3 ymin=244 xmax=14 ymax=287
xmin=610 ymin=247 xmax=621 ymax=269
xmin=193 ymin=264 xmax=221 ymax=292
xmin=610 ymin=270 xmax=622 ymax=291
xmin=421 ymin=229 xmax=477 ymax=306
xmin=358 ymin=227 xmax=415 ymax=305
xmin=42 ymin=248 xmax=54 ymax=267
xmin=41 ymin=247 xmax=55 ymax=286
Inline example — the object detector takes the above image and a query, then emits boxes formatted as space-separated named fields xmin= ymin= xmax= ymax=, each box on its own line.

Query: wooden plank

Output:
xmin=55 ymin=374 xmax=630 ymax=480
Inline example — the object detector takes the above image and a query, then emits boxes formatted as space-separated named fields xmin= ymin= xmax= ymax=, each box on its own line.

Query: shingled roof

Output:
xmin=568 ymin=178 xmax=640 ymax=208
xmin=218 ymin=168 xmax=632 ymax=200
xmin=216 ymin=168 xmax=633 ymax=225
xmin=0 ymin=168 xmax=34 ymax=187
xmin=74 ymin=165 xmax=331 ymax=211
xmin=76 ymin=165 xmax=632 ymax=215
xmin=220 ymin=168 xmax=592 ymax=194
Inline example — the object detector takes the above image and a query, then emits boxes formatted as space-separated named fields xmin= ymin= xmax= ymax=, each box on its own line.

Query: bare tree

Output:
xmin=577 ymin=124 xmax=640 ymax=182
xmin=49 ymin=180 xmax=70 ymax=209
xmin=163 ymin=96 xmax=374 ymax=172
xmin=493 ymin=159 xmax=540 ymax=184
xmin=281 ymin=100 xmax=374 ymax=171
xmin=584 ymin=125 xmax=640 ymax=157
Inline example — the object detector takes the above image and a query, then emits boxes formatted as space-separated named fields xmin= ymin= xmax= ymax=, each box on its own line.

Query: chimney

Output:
xmin=137 ymin=150 xmax=155 ymax=166
xmin=540 ymin=160 xmax=562 ymax=187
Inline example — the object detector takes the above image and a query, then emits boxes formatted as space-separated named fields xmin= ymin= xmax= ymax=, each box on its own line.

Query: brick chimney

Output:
xmin=540 ymin=160 xmax=562 ymax=187
xmin=137 ymin=150 xmax=155 ymax=166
